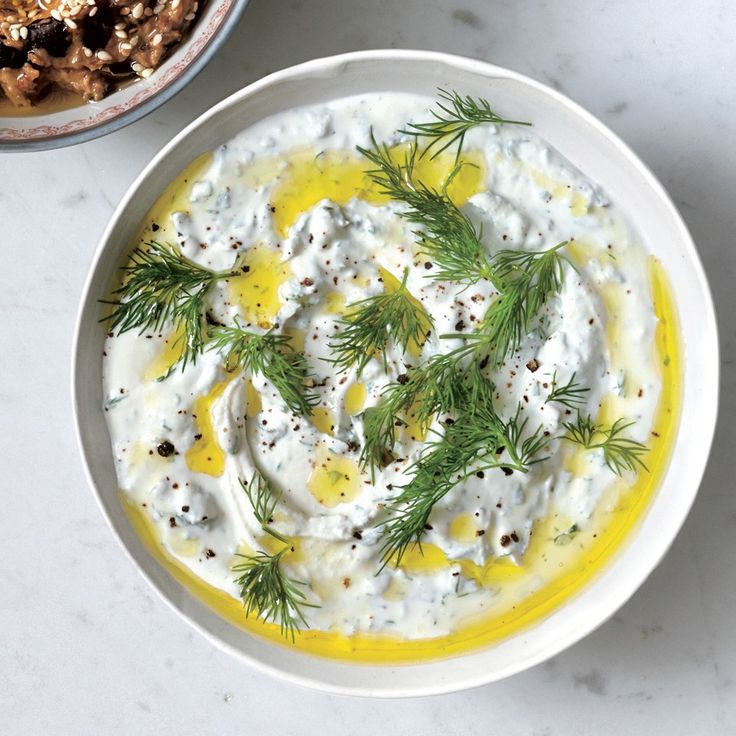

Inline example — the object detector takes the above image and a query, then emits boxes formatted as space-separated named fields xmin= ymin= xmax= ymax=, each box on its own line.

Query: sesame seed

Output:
xmin=120 ymin=42 xmax=132 ymax=51
xmin=153 ymin=3 xmax=164 ymax=13
xmin=50 ymin=9 xmax=62 ymax=20
xmin=114 ymin=29 xmax=127 ymax=38
xmin=131 ymin=61 xmax=143 ymax=72
xmin=184 ymin=12 xmax=194 ymax=20
xmin=88 ymin=5 xmax=97 ymax=15
xmin=152 ymin=32 xmax=162 ymax=45
xmin=19 ymin=25 xmax=27 ymax=39
xmin=140 ymin=67 xmax=154 ymax=78
xmin=64 ymin=17 xmax=77 ymax=29
xmin=114 ymin=21 xmax=125 ymax=29
xmin=96 ymin=49 xmax=113 ymax=61
xmin=171 ymin=0 xmax=180 ymax=8
xmin=83 ymin=46 xmax=93 ymax=57
xmin=9 ymin=27 xmax=19 ymax=40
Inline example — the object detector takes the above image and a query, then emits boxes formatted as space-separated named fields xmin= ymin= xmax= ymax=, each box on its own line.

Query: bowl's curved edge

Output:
xmin=71 ymin=49 xmax=720 ymax=697
xmin=0 ymin=0 xmax=249 ymax=153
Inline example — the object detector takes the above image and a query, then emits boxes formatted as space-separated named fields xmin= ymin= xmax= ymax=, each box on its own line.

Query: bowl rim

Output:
xmin=72 ymin=49 xmax=720 ymax=697
xmin=0 ymin=0 xmax=249 ymax=153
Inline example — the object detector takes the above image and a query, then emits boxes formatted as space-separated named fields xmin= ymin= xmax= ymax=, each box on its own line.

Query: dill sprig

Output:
xmin=360 ymin=401 xmax=402 ymax=476
xmin=562 ymin=412 xmax=649 ymax=476
xmin=399 ymin=89 xmax=531 ymax=161
xmin=365 ymin=367 xmax=537 ymax=562
xmin=358 ymin=137 xmax=499 ymax=285
xmin=379 ymin=397 xmax=549 ymax=566
xmin=233 ymin=549 xmax=312 ymax=642
xmin=208 ymin=322 xmax=318 ymax=416
xmin=545 ymin=370 xmax=590 ymax=409
xmin=328 ymin=268 xmax=433 ymax=375
xmin=504 ymin=406 xmax=553 ymax=466
xmin=492 ymin=243 xmax=569 ymax=318
xmin=234 ymin=471 xmax=316 ymax=640
xmin=451 ymin=242 xmax=569 ymax=367
xmin=358 ymin=137 xmax=569 ymax=366
xmin=358 ymin=246 xmax=567 ymax=473
xmin=102 ymin=241 xmax=237 ymax=372
xmin=240 ymin=473 xmax=287 ymax=543
xmin=359 ymin=352 xmax=473 ymax=476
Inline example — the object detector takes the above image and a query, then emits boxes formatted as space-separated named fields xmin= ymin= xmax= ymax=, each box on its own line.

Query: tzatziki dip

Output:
xmin=101 ymin=91 xmax=680 ymax=661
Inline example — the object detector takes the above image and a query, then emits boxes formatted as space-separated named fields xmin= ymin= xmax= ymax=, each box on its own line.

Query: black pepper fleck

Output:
xmin=157 ymin=441 xmax=175 ymax=457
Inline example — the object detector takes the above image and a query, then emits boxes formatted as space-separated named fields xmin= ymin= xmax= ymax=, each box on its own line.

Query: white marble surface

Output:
xmin=1 ymin=0 xmax=734 ymax=732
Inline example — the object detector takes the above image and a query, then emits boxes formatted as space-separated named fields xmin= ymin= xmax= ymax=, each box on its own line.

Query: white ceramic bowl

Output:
xmin=72 ymin=50 xmax=719 ymax=697
xmin=0 ymin=0 xmax=247 ymax=151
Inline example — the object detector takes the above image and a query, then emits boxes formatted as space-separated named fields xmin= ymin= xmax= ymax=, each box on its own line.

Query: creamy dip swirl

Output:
xmin=103 ymin=93 xmax=672 ymax=643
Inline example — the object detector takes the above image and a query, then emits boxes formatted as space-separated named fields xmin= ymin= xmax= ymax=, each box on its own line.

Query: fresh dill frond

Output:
xmin=502 ymin=406 xmax=551 ymax=467
xmin=545 ymin=370 xmax=590 ymax=409
xmin=328 ymin=268 xmax=433 ymax=375
xmin=477 ymin=242 xmax=568 ymax=364
xmin=358 ymin=136 xmax=499 ymax=285
xmin=174 ymin=290 xmax=210 ymax=371
xmin=358 ymin=139 xmax=569 ymax=368
xmin=208 ymin=323 xmax=318 ymax=416
xmin=442 ymin=242 xmax=569 ymax=367
xmin=378 ymin=477 xmax=448 ymax=568
xmin=358 ymin=351 xmax=478 ymax=476
xmin=409 ymin=351 xmax=472 ymax=425
xmin=233 ymin=549 xmax=313 ymax=642
xmin=562 ymin=412 xmax=649 ymax=476
xmin=360 ymin=401 xmax=403 ymax=478
xmin=379 ymin=438 xmax=489 ymax=568
xmin=561 ymin=411 xmax=598 ymax=447
xmin=378 ymin=397 xmax=549 ymax=566
xmin=399 ymin=89 xmax=531 ymax=161
xmin=240 ymin=473 xmax=287 ymax=543
xmin=235 ymin=470 xmax=317 ymax=640
xmin=357 ymin=242 xmax=568 ymax=473
xmin=493 ymin=243 xmax=569 ymax=318
xmin=102 ymin=241 xmax=237 ymax=372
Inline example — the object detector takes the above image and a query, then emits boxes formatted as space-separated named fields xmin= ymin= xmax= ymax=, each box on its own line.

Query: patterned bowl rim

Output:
xmin=0 ymin=0 xmax=248 ymax=152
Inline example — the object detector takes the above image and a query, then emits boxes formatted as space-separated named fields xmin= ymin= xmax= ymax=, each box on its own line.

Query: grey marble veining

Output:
xmin=1 ymin=0 xmax=734 ymax=733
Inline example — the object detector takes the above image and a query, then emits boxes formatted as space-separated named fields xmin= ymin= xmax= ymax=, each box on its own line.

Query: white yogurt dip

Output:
xmin=102 ymin=92 xmax=669 ymax=643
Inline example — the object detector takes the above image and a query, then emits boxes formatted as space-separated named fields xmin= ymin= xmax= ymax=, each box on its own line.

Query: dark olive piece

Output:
xmin=81 ymin=6 xmax=114 ymax=51
xmin=0 ymin=43 xmax=27 ymax=69
xmin=108 ymin=61 xmax=134 ymax=76
xmin=27 ymin=18 xmax=71 ymax=58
